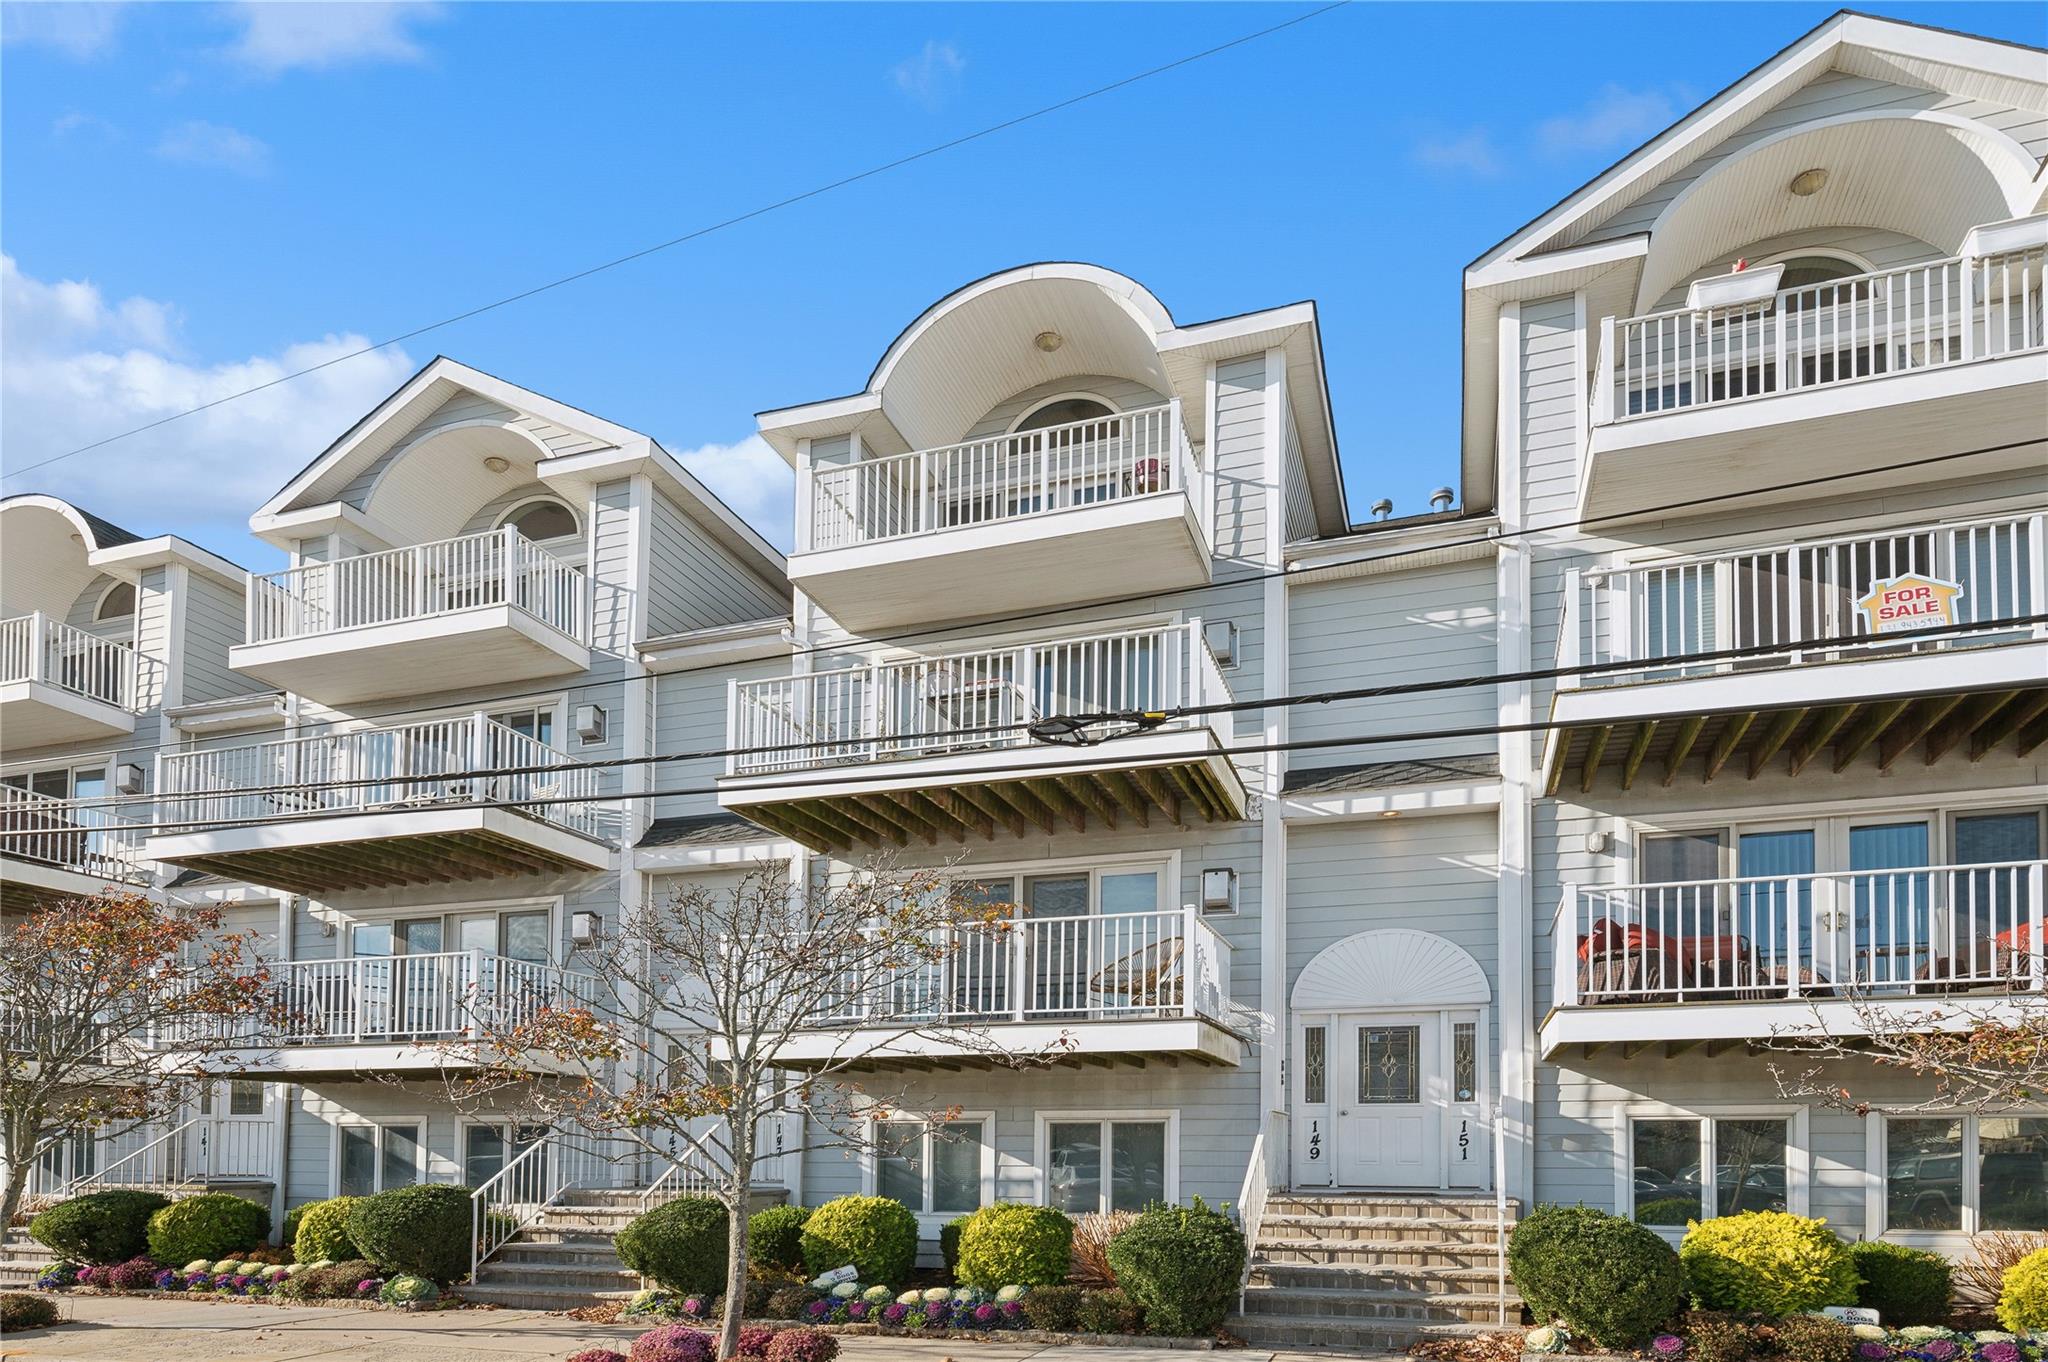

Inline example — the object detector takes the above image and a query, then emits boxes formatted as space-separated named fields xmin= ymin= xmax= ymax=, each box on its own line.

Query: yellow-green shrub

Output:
xmin=1996 ymin=1244 xmax=2048 ymax=1332
xmin=1678 ymin=1211 xmax=1859 ymax=1315
xmin=955 ymin=1204 xmax=1073 ymax=1291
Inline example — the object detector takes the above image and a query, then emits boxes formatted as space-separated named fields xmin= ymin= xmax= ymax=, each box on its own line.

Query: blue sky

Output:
xmin=3 ymin=1 xmax=2041 ymax=566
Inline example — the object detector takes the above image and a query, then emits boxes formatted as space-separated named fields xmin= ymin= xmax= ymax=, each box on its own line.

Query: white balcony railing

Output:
xmin=1559 ymin=512 xmax=2045 ymax=687
xmin=245 ymin=526 xmax=587 ymax=647
xmin=811 ymin=905 xmax=1233 ymax=1028
xmin=156 ymin=713 xmax=605 ymax=841
xmin=0 ymin=785 xmax=153 ymax=886
xmin=1595 ymin=244 xmax=2046 ymax=424
xmin=729 ymin=620 xmax=1232 ymax=777
xmin=806 ymin=401 xmax=1199 ymax=553
xmin=1553 ymin=859 xmax=2046 ymax=1009
xmin=0 ymin=612 xmax=137 ymax=710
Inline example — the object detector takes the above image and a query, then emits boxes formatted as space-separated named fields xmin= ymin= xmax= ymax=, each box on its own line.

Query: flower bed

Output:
xmin=1508 ymin=1322 xmax=2048 ymax=1362
xmin=27 ymin=1257 xmax=462 ymax=1313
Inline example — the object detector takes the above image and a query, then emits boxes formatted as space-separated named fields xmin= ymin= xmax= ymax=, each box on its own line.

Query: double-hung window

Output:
xmin=1628 ymin=1114 xmax=1795 ymax=1227
xmin=871 ymin=1117 xmax=990 ymax=1218
xmin=1881 ymin=1114 xmax=2048 ymax=1234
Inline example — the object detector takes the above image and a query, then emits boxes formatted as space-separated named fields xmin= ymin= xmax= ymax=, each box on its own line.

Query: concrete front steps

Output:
xmin=1 ymin=1226 xmax=50 ymax=1288
xmin=1231 ymin=1191 xmax=1525 ymax=1354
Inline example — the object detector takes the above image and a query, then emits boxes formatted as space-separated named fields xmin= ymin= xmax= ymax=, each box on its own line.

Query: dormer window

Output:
xmin=500 ymin=499 xmax=580 ymax=545
xmin=95 ymin=581 xmax=135 ymax=621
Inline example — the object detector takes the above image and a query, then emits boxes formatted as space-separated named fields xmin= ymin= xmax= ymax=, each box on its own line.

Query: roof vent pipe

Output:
xmin=1369 ymin=498 xmax=1393 ymax=521
xmin=1430 ymin=487 xmax=1455 ymax=513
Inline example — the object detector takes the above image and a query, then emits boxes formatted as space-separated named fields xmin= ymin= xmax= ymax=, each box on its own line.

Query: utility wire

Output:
xmin=17 ymin=439 xmax=2029 ymax=768
xmin=0 ymin=2 xmax=1350 ymax=483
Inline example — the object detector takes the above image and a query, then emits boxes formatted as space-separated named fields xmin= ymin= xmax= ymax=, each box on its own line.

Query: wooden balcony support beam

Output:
xmin=1662 ymin=714 xmax=1706 ymax=787
xmin=1787 ymin=704 xmax=1856 ymax=776
xmin=1131 ymin=767 xmax=1184 ymax=827
xmin=1971 ymin=689 xmax=2048 ymax=761
xmin=1747 ymin=707 xmax=1808 ymax=779
xmin=1167 ymin=764 xmax=1221 ymax=822
xmin=851 ymin=793 xmax=937 ymax=846
xmin=1099 ymin=771 xmax=1151 ymax=829
xmin=893 ymin=790 xmax=968 ymax=845
xmin=984 ymin=781 xmax=1056 ymax=836
xmin=1832 ymin=699 xmax=1912 ymax=773
xmin=952 ymin=785 xmax=1025 ymax=839
xmin=827 ymin=797 xmax=910 ymax=848
xmin=1055 ymin=775 xmax=1119 ymax=832
xmin=1924 ymin=691 xmax=2016 ymax=766
xmin=1619 ymin=720 xmax=1657 ymax=791
xmin=2016 ymin=712 xmax=2048 ymax=758
xmin=929 ymin=790 xmax=996 ymax=842
xmin=1579 ymin=724 xmax=1613 ymax=794
xmin=1702 ymin=712 xmax=1755 ymax=783
xmin=790 ymin=800 xmax=870 ymax=850
xmin=1878 ymin=694 xmax=1964 ymax=773
xmin=1024 ymin=778 xmax=1088 ymax=835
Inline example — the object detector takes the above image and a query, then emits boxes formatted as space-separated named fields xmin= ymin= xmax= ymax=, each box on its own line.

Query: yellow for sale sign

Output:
xmin=1855 ymin=573 xmax=1964 ymax=635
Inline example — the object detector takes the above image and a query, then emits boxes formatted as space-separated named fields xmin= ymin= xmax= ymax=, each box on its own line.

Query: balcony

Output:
xmin=1584 ymin=235 xmax=2048 ymax=520
xmin=153 ymin=950 xmax=598 ymax=1077
xmin=1548 ymin=513 xmax=2048 ymax=793
xmin=1 ymin=787 xmax=154 ymax=911
xmin=0 ymin=612 xmax=139 ymax=746
xmin=766 ymin=906 xmax=1242 ymax=1069
xmin=231 ymin=527 xmax=589 ymax=706
xmin=794 ymin=402 xmax=1211 ymax=632
xmin=719 ymin=621 xmax=1246 ymax=851
xmin=1543 ymin=860 xmax=2046 ymax=1054
xmin=147 ymin=714 xmax=611 ymax=896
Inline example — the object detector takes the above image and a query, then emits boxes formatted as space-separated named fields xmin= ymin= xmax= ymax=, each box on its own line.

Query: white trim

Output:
xmin=331 ymin=1115 xmax=429 ymax=1197
xmin=1031 ymin=1108 xmax=1180 ymax=1212
xmin=1868 ymin=1109 xmax=2048 ymax=1245
xmin=336 ymin=894 xmax=565 ymax=962
xmin=1005 ymin=391 xmax=1119 ymax=434
xmin=1614 ymin=1102 xmax=1812 ymax=1236
xmin=495 ymin=494 xmax=583 ymax=542
xmin=859 ymin=1110 xmax=997 ymax=1227
xmin=93 ymin=579 xmax=136 ymax=622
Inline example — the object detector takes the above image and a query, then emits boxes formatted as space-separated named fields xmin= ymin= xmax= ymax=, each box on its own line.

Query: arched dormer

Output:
xmin=0 ymin=495 xmax=140 ymax=619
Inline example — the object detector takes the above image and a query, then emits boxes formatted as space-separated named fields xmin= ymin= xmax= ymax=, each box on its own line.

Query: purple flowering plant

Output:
xmin=881 ymin=1302 xmax=909 ymax=1324
xmin=356 ymin=1277 xmax=384 ymax=1298
xmin=1860 ymin=1344 xmax=1895 ymax=1361
xmin=1975 ymin=1344 xmax=2021 ymax=1362
xmin=847 ymin=1301 xmax=870 ymax=1321
xmin=1653 ymin=1336 xmax=1685 ymax=1357
xmin=1927 ymin=1343 xmax=1961 ymax=1362
xmin=804 ymin=1297 xmax=831 ymax=1320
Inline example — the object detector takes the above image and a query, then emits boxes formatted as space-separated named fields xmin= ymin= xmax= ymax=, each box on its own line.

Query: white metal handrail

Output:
xmin=807 ymin=401 xmax=1197 ymax=552
xmin=156 ymin=713 xmax=605 ymax=839
xmin=0 ymin=786 xmax=153 ymax=885
xmin=1597 ymin=243 xmax=2046 ymax=424
xmin=0 ymin=612 xmax=137 ymax=710
xmin=1554 ymin=859 xmax=2047 ymax=1008
xmin=1233 ymin=1108 xmax=1286 ymax=1313
xmin=728 ymin=620 xmax=1232 ymax=776
xmin=64 ymin=1118 xmax=203 ymax=1198
xmin=1558 ymin=512 xmax=2044 ymax=687
xmin=246 ymin=526 xmax=587 ymax=646
xmin=811 ymin=905 xmax=1230 ymax=1027
xmin=472 ymin=1130 xmax=566 ymax=1279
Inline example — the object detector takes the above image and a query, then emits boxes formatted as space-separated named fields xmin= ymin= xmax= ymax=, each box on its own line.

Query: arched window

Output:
xmin=499 ymin=499 xmax=580 ymax=544
xmin=1775 ymin=255 xmax=1865 ymax=291
xmin=1012 ymin=396 xmax=1115 ymax=434
xmin=95 ymin=581 xmax=135 ymax=621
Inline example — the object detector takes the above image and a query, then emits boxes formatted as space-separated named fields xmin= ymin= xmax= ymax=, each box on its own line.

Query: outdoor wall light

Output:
xmin=1585 ymin=830 xmax=1610 ymax=855
xmin=1201 ymin=867 xmax=1237 ymax=912
xmin=1033 ymin=330 xmax=1063 ymax=353
xmin=115 ymin=763 xmax=145 ymax=795
xmin=574 ymin=704 xmax=607 ymax=743
xmin=571 ymin=911 xmax=602 ymax=946
xmin=1203 ymin=619 xmax=1239 ymax=668
xmin=1789 ymin=167 xmax=1829 ymax=197
xmin=483 ymin=455 xmax=511 ymax=474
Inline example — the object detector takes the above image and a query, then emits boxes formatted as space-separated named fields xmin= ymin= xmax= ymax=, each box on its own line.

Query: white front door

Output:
xmin=1335 ymin=1013 xmax=1440 ymax=1188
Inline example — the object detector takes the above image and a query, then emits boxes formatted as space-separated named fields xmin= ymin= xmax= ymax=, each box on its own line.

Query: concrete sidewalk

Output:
xmin=0 ymin=1295 xmax=1395 ymax=1361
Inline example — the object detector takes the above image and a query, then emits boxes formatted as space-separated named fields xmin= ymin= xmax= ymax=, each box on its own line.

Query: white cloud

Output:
xmin=53 ymin=110 xmax=120 ymax=140
xmin=1 ymin=2 xmax=124 ymax=59
xmin=1535 ymin=84 xmax=1682 ymax=157
xmin=0 ymin=254 xmax=417 ymax=552
xmin=890 ymin=38 xmax=965 ymax=110
xmin=155 ymin=119 xmax=271 ymax=174
xmin=223 ymin=0 xmax=439 ymax=74
xmin=1412 ymin=128 xmax=1502 ymax=178
xmin=671 ymin=434 xmax=794 ymax=553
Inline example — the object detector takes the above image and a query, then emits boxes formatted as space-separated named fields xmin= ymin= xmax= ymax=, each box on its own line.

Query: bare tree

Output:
xmin=444 ymin=858 xmax=1069 ymax=1361
xmin=0 ymin=892 xmax=285 ymax=1229
xmin=1764 ymin=997 xmax=2048 ymax=1116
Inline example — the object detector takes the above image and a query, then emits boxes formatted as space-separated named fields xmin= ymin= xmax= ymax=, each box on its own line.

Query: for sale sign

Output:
xmin=1855 ymin=573 xmax=1963 ymax=635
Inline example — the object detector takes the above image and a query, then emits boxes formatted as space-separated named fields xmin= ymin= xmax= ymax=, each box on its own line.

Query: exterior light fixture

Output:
xmin=1033 ymin=330 xmax=1063 ymax=353
xmin=571 ymin=911 xmax=601 ymax=946
xmin=483 ymin=455 xmax=511 ymax=473
xmin=115 ymin=763 xmax=145 ymax=795
xmin=1789 ymin=167 xmax=1828 ymax=197
xmin=1379 ymin=809 xmax=1401 ymax=819
xmin=1201 ymin=868 xmax=1237 ymax=913
xmin=574 ymin=703 xmax=607 ymax=743
xmin=1203 ymin=620 xmax=1239 ymax=669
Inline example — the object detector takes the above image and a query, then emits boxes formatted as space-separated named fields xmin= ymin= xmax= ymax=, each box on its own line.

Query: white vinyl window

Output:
xmin=336 ymin=1121 xmax=423 ymax=1197
xmin=1038 ymin=1111 xmax=1176 ymax=1214
xmin=868 ymin=1116 xmax=992 ymax=1217
xmin=1879 ymin=1113 xmax=2048 ymax=1236
xmin=1629 ymin=1116 xmax=1792 ymax=1227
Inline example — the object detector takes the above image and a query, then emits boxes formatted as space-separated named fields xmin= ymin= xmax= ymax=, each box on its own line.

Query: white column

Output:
xmin=1259 ymin=349 xmax=1291 ymax=1155
xmin=1495 ymin=299 xmax=1536 ymax=1208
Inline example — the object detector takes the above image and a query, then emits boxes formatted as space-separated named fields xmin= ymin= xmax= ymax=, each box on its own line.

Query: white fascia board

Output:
xmin=1279 ymin=779 xmax=1503 ymax=823
xmin=754 ymin=391 xmax=888 ymax=460
xmin=89 ymin=536 xmax=249 ymax=588
xmin=146 ymin=804 xmax=611 ymax=868
xmin=1285 ymin=513 xmax=1500 ymax=576
xmin=1157 ymin=301 xmax=1317 ymax=353
xmin=1838 ymin=12 xmax=2048 ymax=91
xmin=165 ymin=692 xmax=290 ymax=734
xmin=638 ymin=616 xmax=793 ymax=671
xmin=634 ymin=838 xmax=800 ymax=870
xmin=1464 ymin=234 xmax=1649 ymax=296
xmin=541 ymin=439 xmax=789 ymax=583
xmin=247 ymin=500 xmax=403 ymax=554
xmin=741 ymin=1017 xmax=1245 ymax=1067
xmin=1541 ymin=994 xmax=2044 ymax=1055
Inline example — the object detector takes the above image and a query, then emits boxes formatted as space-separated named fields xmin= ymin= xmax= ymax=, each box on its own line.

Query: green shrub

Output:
xmin=1102 ymin=1198 xmax=1244 ymax=1336
xmin=956 ymin=1204 xmax=1074 ymax=1291
xmin=304 ymin=1259 xmax=380 ymax=1299
xmin=1687 ymin=1312 xmax=1762 ymax=1362
xmin=1849 ymin=1239 xmax=1952 ymax=1325
xmin=1679 ymin=1211 xmax=1859 ymax=1316
xmin=145 ymin=1193 xmax=270 ymax=1268
xmin=281 ymin=1202 xmax=312 ymax=1255
xmin=1507 ymin=1204 xmax=1685 ymax=1347
xmin=747 ymin=1205 xmax=810 ymax=1275
xmin=292 ymin=1197 xmax=363 ymax=1265
xmin=1021 ymin=1283 xmax=1081 ymax=1331
xmin=1997 ymin=1244 xmax=2048 ymax=1332
xmin=345 ymin=1185 xmax=473 ymax=1284
xmin=29 ymin=1190 xmax=171 ymax=1265
xmin=798 ymin=1196 xmax=918 ymax=1286
xmin=616 ymin=1198 xmax=729 ymax=1296
xmin=1636 ymin=1197 xmax=1702 ymax=1228
xmin=0 ymin=1293 xmax=59 ymax=1331
xmin=1073 ymin=1286 xmax=1144 ymax=1335
xmin=940 ymin=1214 xmax=972 ymax=1279
xmin=765 ymin=1285 xmax=813 ymax=1320
xmin=1763 ymin=1314 xmax=1856 ymax=1362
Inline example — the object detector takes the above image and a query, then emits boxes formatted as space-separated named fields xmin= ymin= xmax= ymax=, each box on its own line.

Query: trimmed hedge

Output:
xmin=0 ymin=1293 xmax=59 ymax=1331
xmin=1074 ymin=1287 xmax=1144 ymax=1335
xmin=1507 ymin=1204 xmax=1685 ymax=1348
xmin=1849 ymin=1239 xmax=1952 ymax=1325
xmin=145 ymin=1193 xmax=270 ymax=1267
xmin=292 ymin=1196 xmax=364 ymax=1264
xmin=955 ymin=1204 xmax=1074 ymax=1291
xmin=616 ymin=1197 xmax=730 ymax=1295
xmin=29 ymin=1190 xmax=171 ymax=1265
xmin=345 ymin=1185 xmax=473 ymax=1284
xmin=1020 ymin=1283 xmax=1082 ymax=1331
xmin=1679 ymin=1210 xmax=1859 ymax=1316
xmin=1999 ymin=1245 xmax=2048 ymax=1333
xmin=1103 ymin=1198 xmax=1245 ymax=1337
xmin=939 ymin=1213 xmax=972 ymax=1279
xmin=747 ymin=1204 xmax=810 ymax=1275
xmin=798 ymin=1195 xmax=918 ymax=1286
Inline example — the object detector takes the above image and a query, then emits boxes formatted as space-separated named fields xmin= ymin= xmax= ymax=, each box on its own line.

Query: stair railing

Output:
xmin=64 ymin=1118 xmax=203 ymax=1199
xmin=471 ymin=1132 xmax=565 ymax=1280
xmin=1234 ymin=1108 xmax=1286 ymax=1314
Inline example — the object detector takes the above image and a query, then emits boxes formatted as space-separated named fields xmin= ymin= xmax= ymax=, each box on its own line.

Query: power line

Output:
xmin=11 ymin=438 xmax=2026 ymax=770
xmin=0 ymin=2 xmax=1350 ymax=483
